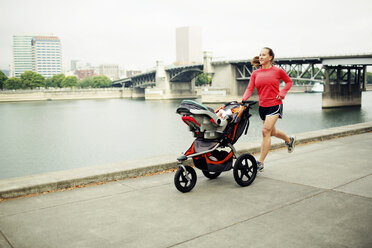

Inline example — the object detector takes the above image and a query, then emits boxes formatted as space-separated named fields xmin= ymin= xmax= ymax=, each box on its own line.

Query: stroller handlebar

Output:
xmin=227 ymin=100 xmax=257 ymax=106
xmin=242 ymin=100 xmax=258 ymax=106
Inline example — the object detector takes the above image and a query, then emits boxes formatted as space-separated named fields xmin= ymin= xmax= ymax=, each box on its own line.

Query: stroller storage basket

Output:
xmin=185 ymin=139 xmax=233 ymax=172
xmin=193 ymin=151 xmax=233 ymax=172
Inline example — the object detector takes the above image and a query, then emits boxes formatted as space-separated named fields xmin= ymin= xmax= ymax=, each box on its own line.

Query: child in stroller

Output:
xmin=174 ymin=100 xmax=258 ymax=192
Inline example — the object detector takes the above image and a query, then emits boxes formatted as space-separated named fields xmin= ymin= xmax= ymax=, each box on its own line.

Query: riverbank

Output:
xmin=1 ymin=85 xmax=371 ymax=103
xmin=1 ymin=121 xmax=372 ymax=199
xmin=0 ymin=88 xmax=131 ymax=102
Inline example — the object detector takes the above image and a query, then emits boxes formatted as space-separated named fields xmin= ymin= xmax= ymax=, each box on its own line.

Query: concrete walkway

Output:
xmin=0 ymin=131 xmax=371 ymax=247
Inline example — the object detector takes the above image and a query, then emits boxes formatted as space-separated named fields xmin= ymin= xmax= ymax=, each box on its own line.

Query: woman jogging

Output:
xmin=242 ymin=47 xmax=295 ymax=171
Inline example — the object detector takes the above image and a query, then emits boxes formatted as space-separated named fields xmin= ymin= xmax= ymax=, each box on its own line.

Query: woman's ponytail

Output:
xmin=251 ymin=56 xmax=260 ymax=68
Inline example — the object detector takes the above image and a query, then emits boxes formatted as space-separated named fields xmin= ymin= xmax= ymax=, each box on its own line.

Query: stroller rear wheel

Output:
xmin=233 ymin=154 xmax=257 ymax=187
xmin=174 ymin=165 xmax=197 ymax=193
xmin=202 ymin=170 xmax=222 ymax=179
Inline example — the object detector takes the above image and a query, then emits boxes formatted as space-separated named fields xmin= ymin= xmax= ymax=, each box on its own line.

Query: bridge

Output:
xmin=112 ymin=53 xmax=372 ymax=108
xmin=112 ymin=60 xmax=205 ymax=100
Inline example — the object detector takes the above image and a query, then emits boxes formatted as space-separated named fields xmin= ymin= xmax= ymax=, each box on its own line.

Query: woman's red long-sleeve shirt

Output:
xmin=242 ymin=66 xmax=293 ymax=107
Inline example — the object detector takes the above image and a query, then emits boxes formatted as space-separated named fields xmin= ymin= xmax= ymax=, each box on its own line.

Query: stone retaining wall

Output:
xmin=0 ymin=88 xmax=132 ymax=102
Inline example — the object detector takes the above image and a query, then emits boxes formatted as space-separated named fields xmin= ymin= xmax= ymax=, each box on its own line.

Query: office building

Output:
xmin=126 ymin=70 xmax=142 ymax=77
xmin=11 ymin=34 xmax=34 ymax=77
xmin=175 ymin=26 xmax=202 ymax=65
xmin=99 ymin=64 xmax=119 ymax=80
xmin=32 ymin=36 xmax=62 ymax=78
xmin=11 ymin=34 xmax=62 ymax=78
xmin=70 ymin=60 xmax=80 ymax=72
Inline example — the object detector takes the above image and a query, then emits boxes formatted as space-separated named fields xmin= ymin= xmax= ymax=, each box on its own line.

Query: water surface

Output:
xmin=1 ymin=92 xmax=371 ymax=179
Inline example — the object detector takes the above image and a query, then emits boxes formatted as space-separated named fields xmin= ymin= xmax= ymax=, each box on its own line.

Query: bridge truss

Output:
xmin=232 ymin=56 xmax=369 ymax=90
xmin=111 ymin=55 xmax=370 ymax=92
xmin=131 ymin=71 xmax=156 ymax=88
xmin=112 ymin=65 xmax=204 ymax=88
xmin=167 ymin=65 xmax=203 ymax=82
xmin=232 ymin=58 xmax=326 ymax=84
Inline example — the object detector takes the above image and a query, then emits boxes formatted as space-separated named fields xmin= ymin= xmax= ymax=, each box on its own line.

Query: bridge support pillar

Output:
xmin=201 ymin=62 xmax=242 ymax=103
xmin=145 ymin=61 xmax=170 ymax=100
xmin=322 ymin=65 xmax=362 ymax=108
xmin=203 ymin=51 xmax=214 ymax=80
xmin=145 ymin=61 xmax=197 ymax=100
xmin=132 ymin=88 xmax=145 ymax=99
xmin=362 ymin=65 xmax=367 ymax=91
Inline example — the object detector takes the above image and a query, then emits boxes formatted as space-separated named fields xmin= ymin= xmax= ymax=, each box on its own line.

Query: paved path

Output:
xmin=0 ymin=133 xmax=371 ymax=248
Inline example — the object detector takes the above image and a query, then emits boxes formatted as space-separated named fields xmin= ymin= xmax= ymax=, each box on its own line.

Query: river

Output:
xmin=1 ymin=91 xmax=372 ymax=180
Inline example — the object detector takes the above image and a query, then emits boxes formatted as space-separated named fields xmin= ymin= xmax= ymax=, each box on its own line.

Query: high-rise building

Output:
xmin=11 ymin=34 xmax=34 ymax=77
xmin=175 ymin=26 xmax=202 ymax=65
xmin=11 ymin=34 xmax=62 ymax=78
xmin=126 ymin=70 xmax=142 ymax=77
xmin=70 ymin=60 xmax=80 ymax=72
xmin=32 ymin=36 xmax=62 ymax=78
xmin=99 ymin=64 xmax=119 ymax=80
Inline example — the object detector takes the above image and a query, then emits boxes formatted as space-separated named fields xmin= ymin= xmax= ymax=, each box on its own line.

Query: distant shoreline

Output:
xmin=1 ymin=85 xmax=371 ymax=103
xmin=0 ymin=88 xmax=129 ymax=102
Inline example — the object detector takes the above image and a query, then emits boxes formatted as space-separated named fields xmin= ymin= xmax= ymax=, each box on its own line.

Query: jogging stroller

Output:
xmin=174 ymin=100 xmax=258 ymax=193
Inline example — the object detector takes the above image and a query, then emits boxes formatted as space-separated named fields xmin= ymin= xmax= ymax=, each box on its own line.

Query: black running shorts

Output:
xmin=259 ymin=104 xmax=283 ymax=121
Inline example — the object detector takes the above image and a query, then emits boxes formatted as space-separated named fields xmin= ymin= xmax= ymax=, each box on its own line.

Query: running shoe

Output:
xmin=285 ymin=136 xmax=296 ymax=153
xmin=257 ymin=161 xmax=264 ymax=172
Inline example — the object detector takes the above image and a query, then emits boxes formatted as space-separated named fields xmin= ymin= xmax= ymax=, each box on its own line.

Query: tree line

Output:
xmin=0 ymin=70 xmax=112 ymax=90
xmin=0 ymin=70 xmax=371 ymax=90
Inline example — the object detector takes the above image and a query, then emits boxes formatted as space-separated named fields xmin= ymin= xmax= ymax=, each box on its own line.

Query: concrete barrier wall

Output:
xmin=0 ymin=88 xmax=132 ymax=102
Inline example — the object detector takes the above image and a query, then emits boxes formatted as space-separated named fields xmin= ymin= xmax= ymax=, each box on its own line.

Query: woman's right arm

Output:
xmin=242 ymin=73 xmax=256 ymax=101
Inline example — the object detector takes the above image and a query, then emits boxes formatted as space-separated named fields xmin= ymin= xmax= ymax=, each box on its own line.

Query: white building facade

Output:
xmin=11 ymin=34 xmax=62 ymax=78
xmin=11 ymin=35 xmax=34 ymax=77
xmin=32 ymin=36 xmax=62 ymax=78
xmin=175 ymin=26 xmax=202 ymax=65
xmin=99 ymin=64 xmax=119 ymax=80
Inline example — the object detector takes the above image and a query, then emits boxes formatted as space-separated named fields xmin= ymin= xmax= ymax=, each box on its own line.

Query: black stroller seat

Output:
xmin=176 ymin=100 xmax=229 ymax=139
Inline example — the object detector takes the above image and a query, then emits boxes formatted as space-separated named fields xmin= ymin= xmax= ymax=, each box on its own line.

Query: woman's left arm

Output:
xmin=277 ymin=69 xmax=293 ymax=99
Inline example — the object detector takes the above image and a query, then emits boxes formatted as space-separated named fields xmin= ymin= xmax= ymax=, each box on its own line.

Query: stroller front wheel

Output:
xmin=233 ymin=153 xmax=257 ymax=187
xmin=174 ymin=165 xmax=197 ymax=193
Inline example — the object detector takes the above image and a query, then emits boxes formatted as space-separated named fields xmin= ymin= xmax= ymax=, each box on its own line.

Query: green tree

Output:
xmin=20 ymin=71 xmax=33 ymax=89
xmin=367 ymin=72 xmax=372 ymax=84
xmin=31 ymin=73 xmax=45 ymax=88
xmin=79 ymin=76 xmax=94 ymax=88
xmin=4 ymin=77 xmax=22 ymax=89
xmin=0 ymin=70 xmax=8 ymax=90
xmin=195 ymin=73 xmax=212 ymax=86
xmin=20 ymin=71 xmax=45 ymax=89
xmin=46 ymin=74 xmax=65 ymax=88
xmin=92 ymin=75 xmax=111 ymax=88
xmin=61 ymin=76 xmax=78 ymax=88
xmin=45 ymin=78 xmax=53 ymax=88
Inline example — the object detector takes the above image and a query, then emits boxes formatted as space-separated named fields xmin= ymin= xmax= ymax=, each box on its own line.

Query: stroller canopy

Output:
xmin=176 ymin=100 xmax=215 ymax=115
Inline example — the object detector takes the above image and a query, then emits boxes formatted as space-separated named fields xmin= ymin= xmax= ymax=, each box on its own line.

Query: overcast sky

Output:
xmin=1 ymin=0 xmax=371 ymax=72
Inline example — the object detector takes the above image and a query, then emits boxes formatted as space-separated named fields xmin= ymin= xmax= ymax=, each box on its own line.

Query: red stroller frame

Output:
xmin=174 ymin=100 xmax=258 ymax=193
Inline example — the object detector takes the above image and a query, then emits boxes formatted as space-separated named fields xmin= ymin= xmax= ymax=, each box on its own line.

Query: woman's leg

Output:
xmin=271 ymin=125 xmax=290 ymax=143
xmin=259 ymin=115 xmax=280 ymax=163
xmin=259 ymin=116 xmax=294 ymax=164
